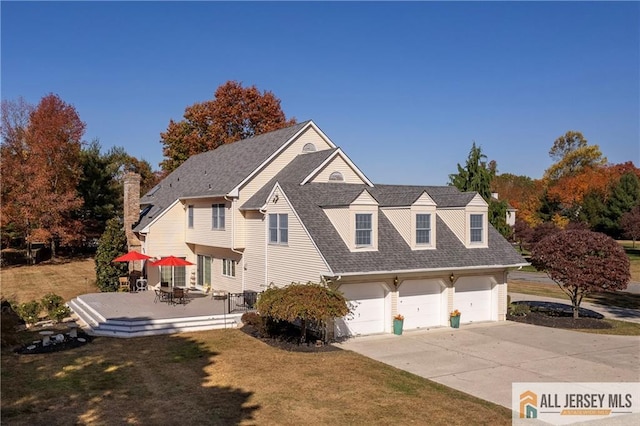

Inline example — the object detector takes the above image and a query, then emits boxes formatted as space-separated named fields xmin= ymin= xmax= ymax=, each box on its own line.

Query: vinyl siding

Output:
xmin=437 ymin=209 xmax=465 ymax=243
xmin=382 ymin=208 xmax=411 ymax=246
xmin=190 ymin=246 xmax=243 ymax=293
xmin=309 ymin=155 xmax=367 ymax=184
xmin=266 ymin=187 xmax=328 ymax=287
xmin=184 ymin=199 xmax=232 ymax=247
xmin=323 ymin=207 xmax=350 ymax=248
xmin=144 ymin=202 xmax=192 ymax=286
xmin=243 ymin=210 xmax=267 ymax=292
xmin=235 ymin=126 xmax=335 ymax=247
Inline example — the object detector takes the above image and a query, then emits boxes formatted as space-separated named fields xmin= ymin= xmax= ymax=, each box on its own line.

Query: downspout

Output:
xmin=260 ymin=206 xmax=268 ymax=289
xmin=225 ymin=196 xmax=245 ymax=291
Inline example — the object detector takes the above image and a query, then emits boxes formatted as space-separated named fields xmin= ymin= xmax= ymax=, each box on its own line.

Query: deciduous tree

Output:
xmin=1 ymin=94 xmax=85 ymax=256
xmin=256 ymin=282 xmax=350 ymax=343
xmin=621 ymin=205 xmax=640 ymax=248
xmin=544 ymin=131 xmax=606 ymax=180
xmin=160 ymin=81 xmax=296 ymax=173
xmin=531 ymin=230 xmax=630 ymax=318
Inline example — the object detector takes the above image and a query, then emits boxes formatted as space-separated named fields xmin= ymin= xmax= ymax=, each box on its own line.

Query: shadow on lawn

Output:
xmin=1 ymin=332 xmax=259 ymax=425
xmin=587 ymin=291 xmax=640 ymax=311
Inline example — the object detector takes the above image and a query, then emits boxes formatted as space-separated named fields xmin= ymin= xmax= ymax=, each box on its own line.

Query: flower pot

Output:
xmin=393 ymin=318 xmax=404 ymax=335
xmin=450 ymin=315 xmax=460 ymax=328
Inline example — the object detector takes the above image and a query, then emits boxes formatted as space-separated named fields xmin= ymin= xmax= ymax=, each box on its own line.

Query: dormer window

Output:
xmin=470 ymin=214 xmax=483 ymax=243
xmin=355 ymin=213 xmax=372 ymax=246
xmin=416 ymin=214 xmax=431 ymax=245
xmin=329 ymin=171 xmax=344 ymax=182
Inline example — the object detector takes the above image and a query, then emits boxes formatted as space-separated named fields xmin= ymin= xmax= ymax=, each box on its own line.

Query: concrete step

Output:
xmin=67 ymin=297 xmax=242 ymax=338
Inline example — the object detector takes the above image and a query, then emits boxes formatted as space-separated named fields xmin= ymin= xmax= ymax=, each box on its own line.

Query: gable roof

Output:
xmin=277 ymin=182 xmax=526 ymax=275
xmin=135 ymin=121 xmax=312 ymax=232
xmin=241 ymin=148 xmax=339 ymax=211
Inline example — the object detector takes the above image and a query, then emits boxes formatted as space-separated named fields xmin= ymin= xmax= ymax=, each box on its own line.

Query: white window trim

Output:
xmin=352 ymin=211 xmax=377 ymax=251
xmin=466 ymin=211 xmax=488 ymax=248
xmin=222 ymin=259 xmax=236 ymax=277
xmin=410 ymin=207 xmax=436 ymax=250
xmin=268 ymin=213 xmax=289 ymax=245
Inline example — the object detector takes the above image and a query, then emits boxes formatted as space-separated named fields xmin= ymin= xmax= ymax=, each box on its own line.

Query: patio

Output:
xmin=68 ymin=288 xmax=255 ymax=338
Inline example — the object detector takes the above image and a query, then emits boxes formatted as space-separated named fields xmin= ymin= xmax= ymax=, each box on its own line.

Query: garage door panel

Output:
xmin=398 ymin=279 xmax=442 ymax=329
xmin=454 ymin=277 xmax=493 ymax=323
xmin=335 ymin=283 xmax=386 ymax=337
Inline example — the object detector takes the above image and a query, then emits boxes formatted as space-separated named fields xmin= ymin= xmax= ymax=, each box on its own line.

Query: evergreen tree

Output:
xmin=603 ymin=173 xmax=640 ymax=238
xmin=449 ymin=143 xmax=511 ymax=237
xmin=95 ymin=218 xmax=128 ymax=292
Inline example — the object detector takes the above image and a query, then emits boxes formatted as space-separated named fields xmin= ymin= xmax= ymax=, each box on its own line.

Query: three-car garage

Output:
xmin=334 ymin=274 xmax=500 ymax=337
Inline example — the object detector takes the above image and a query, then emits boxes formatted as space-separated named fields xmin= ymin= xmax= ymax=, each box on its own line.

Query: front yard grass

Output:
xmin=575 ymin=319 xmax=640 ymax=336
xmin=1 ymin=329 xmax=512 ymax=425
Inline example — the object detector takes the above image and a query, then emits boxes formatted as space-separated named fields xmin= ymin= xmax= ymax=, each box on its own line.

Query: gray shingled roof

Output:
xmin=278 ymin=182 xmax=526 ymax=274
xmin=134 ymin=121 xmax=311 ymax=231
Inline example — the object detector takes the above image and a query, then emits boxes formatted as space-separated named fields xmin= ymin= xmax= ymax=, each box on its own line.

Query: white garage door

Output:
xmin=335 ymin=282 xmax=386 ymax=337
xmin=454 ymin=277 xmax=493 ymax=323
xmin=398 ymin=279 xmax=443 ymax=329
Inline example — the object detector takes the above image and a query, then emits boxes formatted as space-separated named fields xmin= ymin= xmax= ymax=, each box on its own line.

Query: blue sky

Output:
xmin=2 ymin=1 xmax=638 ymax=185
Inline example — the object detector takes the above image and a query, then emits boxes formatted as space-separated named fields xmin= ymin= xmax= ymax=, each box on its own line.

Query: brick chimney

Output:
xmin=123 ymin=172 xmax=142 ymax=251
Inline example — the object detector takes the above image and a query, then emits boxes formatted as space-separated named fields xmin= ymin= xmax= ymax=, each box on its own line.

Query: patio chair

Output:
xmin=118 ymin=277 xmax=130 ymax=292
xmin=173 ymin=288 xmax=186 ymax=305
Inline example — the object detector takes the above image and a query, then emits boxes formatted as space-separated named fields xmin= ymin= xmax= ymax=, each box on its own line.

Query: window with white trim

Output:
xmin=416 ymin=213 xmax=431 ymax=245
xmin=355 ymin=213 xmax=372 ymax=246
xmin=222 ymin=259 xmax=236 ymax=277
xmin=212 ymin=204 xmax=225 ymax=230
xmin=269 ymin=213 xmax=288 ymax=244
xmin=470 ymin=214 xmax=483 ymax=243
xmin=187 ymin=205 xmax=194 ymax=228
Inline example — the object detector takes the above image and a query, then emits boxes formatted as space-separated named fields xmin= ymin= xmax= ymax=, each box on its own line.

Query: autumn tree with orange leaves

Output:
xmin=160 ymin=81 xmax=296 ymax=173
xmin=1 ymin=94 xmax=85 ymax=257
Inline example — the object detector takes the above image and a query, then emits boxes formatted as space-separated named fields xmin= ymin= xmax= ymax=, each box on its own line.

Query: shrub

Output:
xmin=1 ymin=298 xmax=23 ymax=346
xmin=241 ymin=311 xmax=262 ymax=327
xmin=508 ymin=303 xmax=531 ymax=317
xmin=41 ymin=293 xmax=71 ymax=322
xmin=15 ymin=300 xmax=42 ymax=326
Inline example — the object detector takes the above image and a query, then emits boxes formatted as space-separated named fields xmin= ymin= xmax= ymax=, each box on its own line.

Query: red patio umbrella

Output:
xmin=150 ymin=256 xmax=194 ymax=267
xmin=113 ymin=250 xmax=153 ymax=262
xmin=151 ymin=256 xmax=194 ymax=288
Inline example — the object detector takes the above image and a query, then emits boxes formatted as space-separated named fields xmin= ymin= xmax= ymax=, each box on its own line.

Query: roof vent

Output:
xmin=329 ymin=171 xmax=344 ymax=182
xmin=302 ymin=143 xmax=317 ymax=153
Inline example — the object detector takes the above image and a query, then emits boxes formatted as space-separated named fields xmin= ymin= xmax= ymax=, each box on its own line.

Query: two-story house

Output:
xmin=126 ymin=120 xmax=527 ymax=337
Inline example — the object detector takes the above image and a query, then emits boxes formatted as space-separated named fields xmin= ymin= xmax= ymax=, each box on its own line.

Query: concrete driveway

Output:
xmin=336 ymin=322 xmax=640 ymax=409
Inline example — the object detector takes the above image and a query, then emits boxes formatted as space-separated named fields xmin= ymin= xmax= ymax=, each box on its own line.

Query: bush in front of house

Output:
xmin=508 ymin=303 xmax=531 ymax=317
xmin=257 ymin=282 xmax=350 ymax=344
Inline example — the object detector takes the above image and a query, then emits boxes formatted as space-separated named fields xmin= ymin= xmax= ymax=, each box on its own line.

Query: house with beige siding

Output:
xmin=128 ymin=120 xmax=527 ymax=337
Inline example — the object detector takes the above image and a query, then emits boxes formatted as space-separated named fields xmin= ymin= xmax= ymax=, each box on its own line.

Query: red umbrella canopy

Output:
xmin=151 ymin=256 xmax=194 ymax=267
xmin=113 ymin=250 xmax=153 ymax=262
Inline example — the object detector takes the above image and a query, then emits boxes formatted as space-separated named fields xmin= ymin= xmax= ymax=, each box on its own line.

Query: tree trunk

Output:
xmin=300 ymin=319 xmax=307 ymax=344
xmin=573 ymin=304 xmax=579 ymax=319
